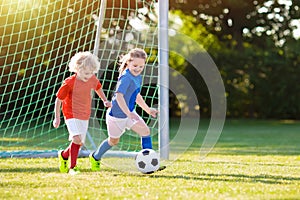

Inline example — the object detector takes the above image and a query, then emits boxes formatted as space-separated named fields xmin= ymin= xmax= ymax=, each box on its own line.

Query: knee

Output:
xmin=141 ymin=127 xmax=150 ymax=136
xmin=108 ymin=137 xmax=119 ymax=146
xmin=72 ymin=135 xmax=82 ymax=145
xmin=137 ymin=122 xmax=150 ymax=136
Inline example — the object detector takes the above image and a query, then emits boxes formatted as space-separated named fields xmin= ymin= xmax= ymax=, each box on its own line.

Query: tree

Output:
xmin=170 ymin=0 xmax=300 ymax=48
xmin=169 ymin=0 xmax=300 ymax=119
xmin=168 ymin=10 xmax=223 ymax=117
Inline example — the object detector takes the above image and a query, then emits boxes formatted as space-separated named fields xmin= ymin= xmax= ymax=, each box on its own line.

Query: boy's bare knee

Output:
xmin=72 ymin=135 xmax=82 ymax=145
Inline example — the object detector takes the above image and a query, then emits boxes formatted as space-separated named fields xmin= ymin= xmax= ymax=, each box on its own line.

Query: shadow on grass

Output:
xmin=0 ymin=167 xmax=117 ymax=173
xmin=185 ymin=172 xmax=300 ymax=184
xmin=110 ymin=168 xmax=300 ymax=185
xmin=0 ymin=167 xmax=58 ymax=173
xmin=2 ymin=165 xmax=300 ymax=185
xmin=145 ymin=172 xmax=300 ymax=185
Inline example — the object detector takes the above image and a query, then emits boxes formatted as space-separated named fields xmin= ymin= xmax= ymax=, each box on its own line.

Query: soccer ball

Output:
xmin=135 ymin=149 xmax=160 ymax=174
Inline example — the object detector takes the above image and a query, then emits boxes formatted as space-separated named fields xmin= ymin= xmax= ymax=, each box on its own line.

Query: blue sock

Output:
xmin=141 ymin=135 xmax=152 ymax=149
xmin=93 ymin=139 xmax=112 ymax=160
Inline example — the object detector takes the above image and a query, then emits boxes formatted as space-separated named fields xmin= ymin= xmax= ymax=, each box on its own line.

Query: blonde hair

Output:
xmin=68 ymin=51 xmax=100 ymax=73
xmin=118 ymin=48 xmax=147 ymax=75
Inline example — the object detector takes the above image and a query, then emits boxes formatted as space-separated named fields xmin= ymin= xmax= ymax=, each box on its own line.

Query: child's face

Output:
xmin=76 ymin=67 xmax=94 ymax=82
xmin=127 ymin=57 xmax=145 ymax=76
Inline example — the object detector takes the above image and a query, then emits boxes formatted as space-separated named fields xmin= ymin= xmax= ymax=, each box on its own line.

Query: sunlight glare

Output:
xmin=291 ymin=20 xmax=300 ymax=39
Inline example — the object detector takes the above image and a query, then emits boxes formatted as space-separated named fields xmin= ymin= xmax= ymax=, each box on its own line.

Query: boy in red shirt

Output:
xmin=53 ymin=51 xmax=111 ymax=175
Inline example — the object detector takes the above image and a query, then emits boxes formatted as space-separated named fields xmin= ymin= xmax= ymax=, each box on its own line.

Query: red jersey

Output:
xmin=56 ymin=74 xmax=101 ymax=120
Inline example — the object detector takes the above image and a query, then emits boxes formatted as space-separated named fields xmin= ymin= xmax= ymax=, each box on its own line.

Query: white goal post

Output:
xmin=158 ymin=0 xmax=169 ymax=159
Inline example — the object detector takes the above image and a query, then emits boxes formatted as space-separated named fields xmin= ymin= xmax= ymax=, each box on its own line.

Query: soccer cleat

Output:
xmin=89 ymin=152 xmax=100 ymax=171
xmin=68 ymin=166 xmax=80 ymax=175
xmin=58 ymin=150 xmax=68 ymax=173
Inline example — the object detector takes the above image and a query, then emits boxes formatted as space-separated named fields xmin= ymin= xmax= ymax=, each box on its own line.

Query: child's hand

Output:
xmin=127 ymin=112 xmax=140 ymax=121
xmin=53 ymin=118 xmax=60 ymax=128
xmin=149 ymin=108 xmax=158 ymax=118
xmin=103 ymin=101 xmax=112 ymax=107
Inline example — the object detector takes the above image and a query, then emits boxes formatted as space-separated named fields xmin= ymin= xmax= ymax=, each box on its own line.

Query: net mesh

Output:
xmin=0 ymin=0 xmax=159 ymax=158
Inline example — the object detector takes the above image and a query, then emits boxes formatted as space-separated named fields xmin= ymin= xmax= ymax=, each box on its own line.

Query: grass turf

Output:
xmin=1 ymin=119 xmax=300 ymax=199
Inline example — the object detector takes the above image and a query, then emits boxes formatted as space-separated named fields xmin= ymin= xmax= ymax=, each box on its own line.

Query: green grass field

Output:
xmin=1 ymin=119 xmax=300 ymax=199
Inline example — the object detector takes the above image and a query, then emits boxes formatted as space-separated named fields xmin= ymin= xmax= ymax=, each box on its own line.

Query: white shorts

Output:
xmin=65 ymin=118 xmax=88 ymax=143
xmin=106 ymin=110 xmax=142 ymax=139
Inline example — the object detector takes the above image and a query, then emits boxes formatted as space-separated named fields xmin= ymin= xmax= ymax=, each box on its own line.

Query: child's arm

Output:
xmin=136 ymin=93 xmax=158 ymax=118
xmin=95 ymin=88 xmax=111 ymax=107
xmin=115 ymin=92 xmax=131 ymax=116
xmin=115 ymin=93 xmax=140 ymax=120
xmin=53 ymin=98 xmax=62 ymax=128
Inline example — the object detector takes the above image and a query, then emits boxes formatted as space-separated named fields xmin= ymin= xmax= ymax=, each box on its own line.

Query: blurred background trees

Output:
xmin=169 ymin=0 xmax=300 ymax=119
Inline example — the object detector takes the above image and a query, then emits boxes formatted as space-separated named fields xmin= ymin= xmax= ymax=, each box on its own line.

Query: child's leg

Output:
xmin=141 ymin=135 xmax=152 ymax=149
xmin=131 ymin=120 xmax=152 ymax=149
xmin=93 ymin=113 xmax=125 ymax=161
xmin=64 ymin=119 xmax=87 ymax=171
xmin=69 ymin=142 xmax=81 ymax=169
xmin=61 ymin=143 xmax=71 ymax=159
xmin=93 ymin=137 xmax=118 ymax=160
xmin=69 ymin=135 xmax=81 ymax=169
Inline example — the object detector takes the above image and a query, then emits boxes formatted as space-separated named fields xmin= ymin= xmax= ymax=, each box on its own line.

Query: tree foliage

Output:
xmin=169 ymin=0 xmax=300 ymax=119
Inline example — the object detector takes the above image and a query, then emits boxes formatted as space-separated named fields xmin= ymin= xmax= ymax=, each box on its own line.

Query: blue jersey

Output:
xmin=109 ymin=69 xmax=142 ymax=118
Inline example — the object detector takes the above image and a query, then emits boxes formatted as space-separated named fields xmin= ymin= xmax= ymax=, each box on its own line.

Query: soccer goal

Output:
xmin=0 ymin=0 xmax=169 ymax=158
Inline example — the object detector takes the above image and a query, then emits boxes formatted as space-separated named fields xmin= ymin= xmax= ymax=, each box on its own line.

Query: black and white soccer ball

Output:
xmin=135 ymin=149 xmax=160 ymax=174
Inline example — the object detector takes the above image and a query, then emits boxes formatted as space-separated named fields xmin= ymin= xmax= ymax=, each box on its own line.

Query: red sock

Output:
xmin=61 ymin=143 xmax=71 ymax=159
xmin=70 ymin=142 xmax=81 ymax=169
